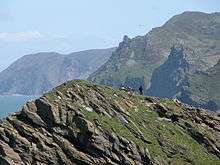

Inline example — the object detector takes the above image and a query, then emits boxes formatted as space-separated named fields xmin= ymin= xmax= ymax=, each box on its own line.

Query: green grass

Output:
xmin=45 ymin=80 xmax=220 ymax=164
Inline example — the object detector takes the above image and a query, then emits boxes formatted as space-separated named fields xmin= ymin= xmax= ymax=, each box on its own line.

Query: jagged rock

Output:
xmin=20 ymin=104 xmax=46 ymax=127
xmin=0 ymin=140 xmax=23 ymax=165
xmin=35 ymin=98 xmax=60 ymax=126
xmin=0 ymin=80 xmax=219 ymax=164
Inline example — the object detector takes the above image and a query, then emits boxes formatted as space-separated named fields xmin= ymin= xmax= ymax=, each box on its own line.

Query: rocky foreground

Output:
xmin=0 ymin=80 xmax=220 ymax=165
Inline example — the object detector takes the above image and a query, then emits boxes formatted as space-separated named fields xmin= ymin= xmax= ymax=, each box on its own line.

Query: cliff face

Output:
xmin=147 ymin=46 xmax=220 ymax=112
xmin=181 ymin=60 xmax=220 ymax=111
xmin=147 ymin=46 xmax=190 ymax=98
xmin=0 ymin=48 xmax=115 ymax=95
xmin=89 ymin=12 xmax=220 ymax=92
xmin=0 ymin=80 xmax=219 ymax=165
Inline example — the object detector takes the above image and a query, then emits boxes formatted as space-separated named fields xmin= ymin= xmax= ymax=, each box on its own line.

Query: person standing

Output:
xmin=139 ymin=85 xmax=143 ymax=95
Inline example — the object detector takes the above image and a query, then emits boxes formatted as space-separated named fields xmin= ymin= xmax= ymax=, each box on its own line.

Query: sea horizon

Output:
xmin=0 ymin=95 xmax=39 ymax=118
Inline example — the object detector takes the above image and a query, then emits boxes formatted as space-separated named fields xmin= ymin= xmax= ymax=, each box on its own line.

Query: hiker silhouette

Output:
xmin=139 ymin=86 xmax=143 ymax=95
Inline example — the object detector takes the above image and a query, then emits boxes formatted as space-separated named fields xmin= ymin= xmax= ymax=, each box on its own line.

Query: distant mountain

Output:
xmin=89 ymin=12 xmax=220 ymax=92
xmin=147 ymin=46 xmax=220 ymax=111
xmin=147 ymin=45 xmax=190 ymax=99
xmin=0 ymin=48 xmax=115 ymax=95
xmin=182 ymin=60 xmax=220 ymax=111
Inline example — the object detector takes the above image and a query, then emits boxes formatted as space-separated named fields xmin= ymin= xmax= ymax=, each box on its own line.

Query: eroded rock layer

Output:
xmin=0 ymin=80 xmax=219 ymax=164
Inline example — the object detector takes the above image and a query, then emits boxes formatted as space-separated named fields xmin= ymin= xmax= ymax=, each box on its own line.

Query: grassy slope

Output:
xmin=46 ymin=80 xmax=220 ymax=164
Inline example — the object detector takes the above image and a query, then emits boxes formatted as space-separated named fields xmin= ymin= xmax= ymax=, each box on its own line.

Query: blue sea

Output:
xmin=0 ymin=95 xmax=38 ymax=118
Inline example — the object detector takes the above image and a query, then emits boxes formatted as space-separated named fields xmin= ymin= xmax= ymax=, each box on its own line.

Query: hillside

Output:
xmin=89 ymin=11 xmax=220 ymax=92
xmin=0 ymin=48 xmax=115 ymax=95
xmin=182 ymin=60 xmax=220 ymax=111
xmin=0 ymin=80 xmax=219 ymax=164
xmin=146 ymin=45 xmax=190 ymax=98
xmin=147 ymin=45 xmax=220 ymax=112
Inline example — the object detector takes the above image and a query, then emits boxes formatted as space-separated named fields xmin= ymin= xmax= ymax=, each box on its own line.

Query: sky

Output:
xmin=0 ymin=0 xmax=220 ymax=71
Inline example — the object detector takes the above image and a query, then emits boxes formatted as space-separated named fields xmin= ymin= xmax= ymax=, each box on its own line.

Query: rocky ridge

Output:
xmin=0 ymin=80 xmax=220 ymax=164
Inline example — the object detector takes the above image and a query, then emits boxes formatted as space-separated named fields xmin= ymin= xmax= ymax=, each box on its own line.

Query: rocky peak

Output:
xmin=0 ymin=80 xmax=220 ymax=164
xmin=123 ymin=35 xmax=131 ymax=43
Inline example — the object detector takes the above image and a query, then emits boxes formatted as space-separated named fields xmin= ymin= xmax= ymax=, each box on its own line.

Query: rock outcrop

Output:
xmin=0 ymin=80 xmax=219 ymax=164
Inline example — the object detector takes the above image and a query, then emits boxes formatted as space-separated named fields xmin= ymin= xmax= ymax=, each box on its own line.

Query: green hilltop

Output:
xmin=0 ymin=80 xmax=219 ymax=164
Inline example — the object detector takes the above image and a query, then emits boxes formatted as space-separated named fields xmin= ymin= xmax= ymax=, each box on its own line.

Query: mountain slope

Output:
xmin=147 ymin=46 xmax=190 ymax=98
xmin=0 ymin=48 xmax=115 ymax=95
xmin=89 ymin=12 xmax=220 ymax=92
xmin=147 ymin=44 xmax=220 ymax=112
xmin=182 ymin=60 xmax=220 ymax=111
xmin=0 ymin=80 xmax=220 ymax=164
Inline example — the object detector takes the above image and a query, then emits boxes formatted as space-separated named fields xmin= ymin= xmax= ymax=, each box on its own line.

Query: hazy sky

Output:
xmin=0 ymin=0 xmax=219 ymax=71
